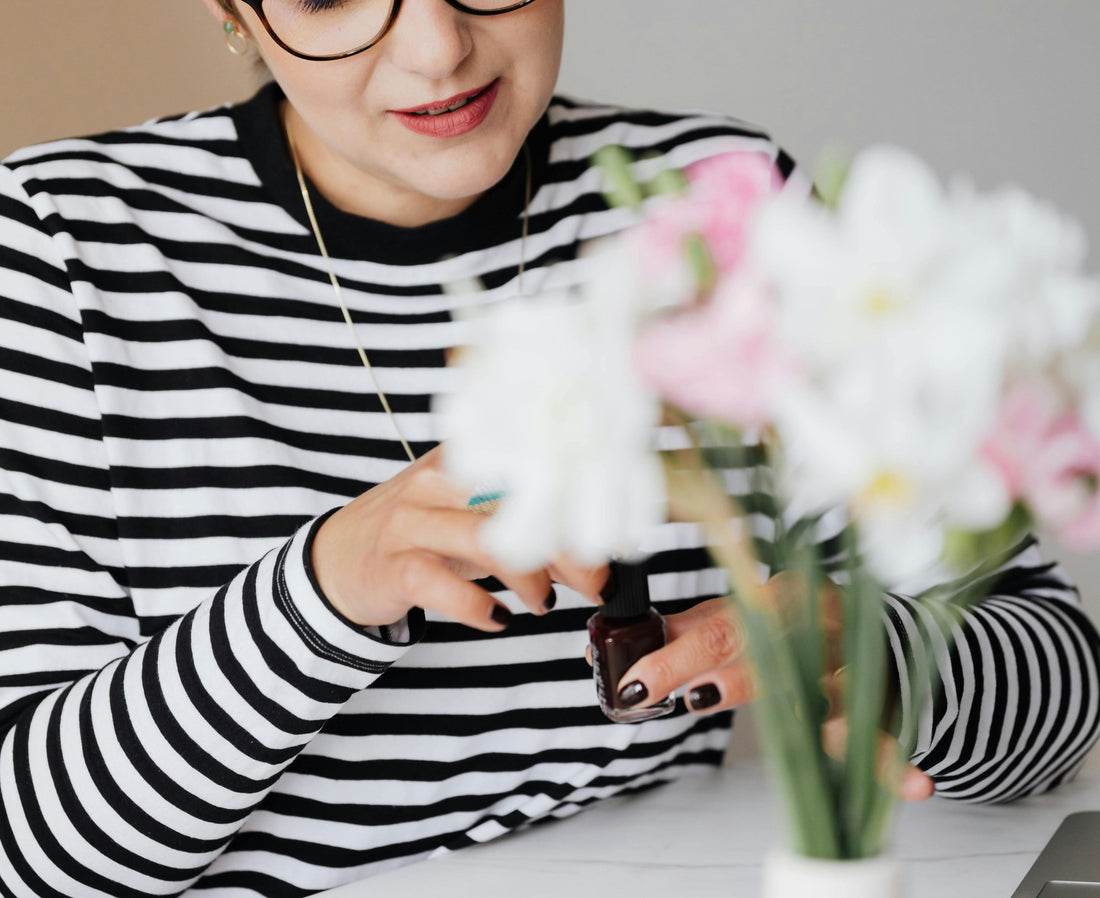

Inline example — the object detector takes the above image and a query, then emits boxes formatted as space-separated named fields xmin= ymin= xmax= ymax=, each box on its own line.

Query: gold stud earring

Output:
xmin=224 ymin=20 xmax=249 ymax=56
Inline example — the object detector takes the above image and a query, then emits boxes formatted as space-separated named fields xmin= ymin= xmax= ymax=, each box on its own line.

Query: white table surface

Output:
xmin=319 ymin=750 xmax=1100 ymax=898
xmin=315 ymin=589 xmax=1100 ymax=897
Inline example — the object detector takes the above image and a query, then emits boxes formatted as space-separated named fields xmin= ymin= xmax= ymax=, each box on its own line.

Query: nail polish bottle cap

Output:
xmin=601 ymin=559 xmax=652 ymax=620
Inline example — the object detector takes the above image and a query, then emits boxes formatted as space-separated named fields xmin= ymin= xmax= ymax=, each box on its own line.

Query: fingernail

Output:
xmin=542 ymin=586 xmax=557 ymax=612
xmin=618 ymin=680 xmax=648 ymax=707
xmin=491 ymin=604 xmax=513 ymax=627
xmin=688 ymin=682 xmax=721 ymax=711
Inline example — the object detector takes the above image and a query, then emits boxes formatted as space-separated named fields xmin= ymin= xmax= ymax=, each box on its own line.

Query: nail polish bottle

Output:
xmin=588 ymin=559 xmax=675 ymax=723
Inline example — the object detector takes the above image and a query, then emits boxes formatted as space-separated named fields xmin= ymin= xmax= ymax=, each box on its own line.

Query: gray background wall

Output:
xmin=557 ymin=0 xmax=1100 ymax=621
xmin=560 ymin=1 xmax=1100 ymax=254
xmin=3 ymin=0 xmax=1099 ymax=617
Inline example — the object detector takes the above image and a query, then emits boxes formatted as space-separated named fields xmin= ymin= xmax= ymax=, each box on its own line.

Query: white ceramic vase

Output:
xmin=761 ymin=849 xmax=904 ymax=898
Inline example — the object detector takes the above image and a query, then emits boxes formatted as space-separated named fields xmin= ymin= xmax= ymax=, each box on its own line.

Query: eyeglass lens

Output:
xmin=261 ymin=0 xmax=533 ymax=59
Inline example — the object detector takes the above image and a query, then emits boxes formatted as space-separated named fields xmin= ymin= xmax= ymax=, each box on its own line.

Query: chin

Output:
xmin=424 ymin=171 xmax=509 ymax=202
xmin=411 ymin=142 xmax=520 ymax=202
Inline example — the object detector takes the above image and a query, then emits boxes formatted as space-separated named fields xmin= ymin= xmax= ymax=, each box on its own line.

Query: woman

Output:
xmin=0 ymin=1 xmax=1096 ymax=895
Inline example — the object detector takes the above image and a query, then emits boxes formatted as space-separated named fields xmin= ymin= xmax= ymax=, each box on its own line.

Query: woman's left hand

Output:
xmin=587 ymin=572 xmax=803 ymax=719
xmin=585 ymin=575 xmax=935 ymax=803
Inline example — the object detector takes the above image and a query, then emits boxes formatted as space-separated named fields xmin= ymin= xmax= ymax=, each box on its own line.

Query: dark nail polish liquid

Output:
xmin=588 ymin=559 xmax=675 ymax=723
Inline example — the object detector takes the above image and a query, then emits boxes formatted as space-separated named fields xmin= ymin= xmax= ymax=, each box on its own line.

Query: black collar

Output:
xmin=229 ymin=81 xmax=552 ymax=265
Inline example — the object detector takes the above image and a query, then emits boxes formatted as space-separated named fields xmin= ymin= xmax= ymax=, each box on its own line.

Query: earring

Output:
xmin=224 ymin=20 xmax=249 ymax=56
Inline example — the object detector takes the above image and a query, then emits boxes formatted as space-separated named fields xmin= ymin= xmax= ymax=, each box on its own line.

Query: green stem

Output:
xmin=841 ymin=559 xmax=889 ymax=858
xmin=659 ymin=419 xmax=840 ymax=858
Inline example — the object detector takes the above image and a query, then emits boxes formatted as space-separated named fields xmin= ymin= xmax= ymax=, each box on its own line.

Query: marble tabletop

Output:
xmin=320 ymin=750 xmax=1100 ymax=898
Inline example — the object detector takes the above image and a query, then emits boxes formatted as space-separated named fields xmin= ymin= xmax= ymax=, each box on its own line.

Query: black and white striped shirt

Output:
xmin=0 ymin=83 xmax=1096 ymax=897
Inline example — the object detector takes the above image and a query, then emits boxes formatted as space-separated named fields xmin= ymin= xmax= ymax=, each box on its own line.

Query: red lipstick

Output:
xmin=390 ymin=79 xmax=500 ymax=139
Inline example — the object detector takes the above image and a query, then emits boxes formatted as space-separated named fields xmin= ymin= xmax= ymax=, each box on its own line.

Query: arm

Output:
xmin=885 ymin=538 xmax=1100 ymax=803
xmin=0 ymin=164 xmax=424 ymax=896
xmin=603 ymin=434 xmax=1100 ymax=803
xmin=0 ymin=157 xmax=606 ymax=896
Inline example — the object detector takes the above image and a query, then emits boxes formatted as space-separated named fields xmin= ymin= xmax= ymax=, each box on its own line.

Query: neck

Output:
xmin=281 ymin=102 xmax=480 ymax=228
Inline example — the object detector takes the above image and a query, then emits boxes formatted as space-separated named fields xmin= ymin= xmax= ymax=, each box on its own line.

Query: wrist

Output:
xmin=307 ymin=508 xmax=405 ymax=630
xmin=279 ymin=512 xmax=426 ymax=673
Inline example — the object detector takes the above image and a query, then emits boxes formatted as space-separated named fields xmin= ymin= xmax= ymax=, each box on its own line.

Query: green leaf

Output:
xmin=941 ymin=503 xmax=1033 ymax=580
xmin=813 ymin=144 xmax=851 ymax=211
xmin=684 ymin=233 xmax=718 ymax=293
xmin=646 ymin=166 xmax=689 ymax=198
xmin=698 ymin=442 xmax=768 ymax=470
xmin=840 ymin=559 xmax=891 ymax=858
xmin=592 ymin=145 xmax=644 ymax=210
xmin=735 ymin=595 xmax=841 ymax=859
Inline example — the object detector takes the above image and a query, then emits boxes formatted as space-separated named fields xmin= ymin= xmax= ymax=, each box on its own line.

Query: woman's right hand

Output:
xmin=310 ymin=445 xmax=606 ymax=631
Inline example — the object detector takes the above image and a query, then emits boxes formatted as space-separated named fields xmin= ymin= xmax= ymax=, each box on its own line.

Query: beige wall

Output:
xmin=2 ymin=0 xmax=260 ymax=157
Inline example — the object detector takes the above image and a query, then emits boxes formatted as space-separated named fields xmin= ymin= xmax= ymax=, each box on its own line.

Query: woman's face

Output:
xmin=216 ymin=0 xmax=564 ymax=221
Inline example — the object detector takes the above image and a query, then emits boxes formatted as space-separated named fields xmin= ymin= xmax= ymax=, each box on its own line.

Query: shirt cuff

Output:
xmin=274 ymin=510 xmax=426 ymax=677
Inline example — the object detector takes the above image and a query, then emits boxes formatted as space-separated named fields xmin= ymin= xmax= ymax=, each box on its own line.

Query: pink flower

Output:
xmin=636 ymin=152 xmax=781 ymax=288
xmin=634 ymin=273 xmax=797 ymax=428
xmin=1031 ymin=419 xmax=1100 ymax=550
xmin=982 ymin=384 xmax=1100 ymax=549
xmin=687 ymin=152 xmax=786 ymax=274
xmin=982 ymin=386 xmax=1058 ymax=496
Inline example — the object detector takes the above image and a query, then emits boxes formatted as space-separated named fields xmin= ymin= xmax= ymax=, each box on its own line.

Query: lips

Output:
xmin=389 ymin=79 xmax=501 ymax=139
xmin=391 ymin=80 xmax=498 ymax=115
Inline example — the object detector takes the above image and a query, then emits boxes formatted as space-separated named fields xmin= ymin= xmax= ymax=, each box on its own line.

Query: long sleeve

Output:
xmin=883 ymin=538 xmax=1100 ymax=803
xmin=0 ymin=164 xmax=424 ymax=896
xmin=774 ymin=467 xmax=1100 ymax=804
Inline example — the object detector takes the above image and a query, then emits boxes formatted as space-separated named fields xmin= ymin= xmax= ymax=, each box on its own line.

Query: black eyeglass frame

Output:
xmin=236 ymin=0 xmax=540 ymax=62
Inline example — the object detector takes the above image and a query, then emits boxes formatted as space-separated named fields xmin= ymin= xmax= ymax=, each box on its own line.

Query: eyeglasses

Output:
xmin=237 ymin=0 xmax=541 ymax=62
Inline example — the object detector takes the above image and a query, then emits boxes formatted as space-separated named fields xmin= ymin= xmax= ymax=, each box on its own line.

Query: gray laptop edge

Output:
xmin=1014 ymin=812 xmax=1100 ymax=897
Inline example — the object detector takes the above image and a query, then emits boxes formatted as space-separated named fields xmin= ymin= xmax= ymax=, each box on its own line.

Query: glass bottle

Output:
xmin=587 ymin=559 xmax=675 ymax=723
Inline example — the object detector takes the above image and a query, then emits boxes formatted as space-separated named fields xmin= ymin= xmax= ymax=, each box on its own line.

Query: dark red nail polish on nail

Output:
xmin=542 ymin=587 xmax=557 ymax=612
xmin=587 ymin=559 xmax=675 ymax=723
xmin=618 ymin=680 xmax=648 ymax=707
xmin=491 ymin=604 xmax=513 ymax=627
xmin=688 ymin=682 xmax=721 ymax=711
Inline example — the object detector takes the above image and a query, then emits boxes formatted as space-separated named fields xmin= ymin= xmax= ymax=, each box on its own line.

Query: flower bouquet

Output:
xmin=435 ymin=138 xmax=1100 ymax=896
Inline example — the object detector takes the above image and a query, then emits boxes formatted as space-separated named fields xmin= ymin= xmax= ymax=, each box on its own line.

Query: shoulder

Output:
xmin=544 ymin=94 xmax=798 ymax=181
xmin=1 ymin=98 xmax=253 ymax=211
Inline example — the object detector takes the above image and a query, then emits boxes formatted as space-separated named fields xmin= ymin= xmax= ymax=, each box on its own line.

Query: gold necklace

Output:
xmin=285 ymin=127 xmax=533 ymax=464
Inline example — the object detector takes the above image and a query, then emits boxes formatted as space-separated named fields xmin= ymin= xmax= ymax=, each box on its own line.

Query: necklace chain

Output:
xmin=285 ymin=127 xmax=533 ymax=464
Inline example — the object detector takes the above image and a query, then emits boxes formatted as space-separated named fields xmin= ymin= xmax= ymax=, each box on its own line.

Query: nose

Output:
xmin=384 ymin=0 xmax=473 ymax=81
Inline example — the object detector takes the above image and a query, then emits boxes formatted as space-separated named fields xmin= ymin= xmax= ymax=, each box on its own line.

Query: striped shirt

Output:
xmin=0 ymin=83 xmax=1096 ymax=897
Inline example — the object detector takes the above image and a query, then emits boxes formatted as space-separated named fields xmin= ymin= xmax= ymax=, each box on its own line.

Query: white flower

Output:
xmin=434 ymin=276 xmax=665 ymax=572
xmin=755 ymin=146 xmax=1015 ymax=367
xmin=955 ymin=185 xmax=1100 ymax=448
xmin=753 ymin=146 xmax=1019 ymax=582
xmin=952 ymin=181 xmax=1100 ymax=368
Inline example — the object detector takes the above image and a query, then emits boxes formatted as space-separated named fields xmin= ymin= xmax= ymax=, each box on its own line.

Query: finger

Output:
xmin=405 ymin=450 xmax=475 ymax=510
xmin=444 ymin=557 xmax=493 ymax=582
xmin=899 ymin=766 xmax=934 ymax=802
xmin=402 ymin=444 xmax=499 ymax=513
xmin=585 ymin=644 xmax=592 ymax=667
xmin=821 ymin=666 xmax=846 ymax=719
xmin=615 ymin=605 xmax=746 ymax=709
xmin=394 ymin=551 xmax=515 ymax=632
xmin=548 ymin=559 xmax=608 ymax=604
xmin=821 ymin=719 xmax=932 ymax=801
xmin=684 ymin=661 xmax=757 ymax=714
xmin=664 ymin=597 xmax=731 ymax=641
xmin=401 ymin=506 xmax=556 ymax=614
